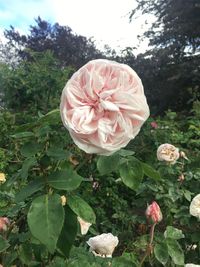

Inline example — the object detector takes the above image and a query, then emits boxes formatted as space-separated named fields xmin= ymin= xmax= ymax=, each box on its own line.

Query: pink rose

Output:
xmin=150 ymin=121 xmax=158 ymax=129
xmin=60 ymin=59 xmax=149 ymax=155
xmin=146 ymin=201 xmax=162 ymax=224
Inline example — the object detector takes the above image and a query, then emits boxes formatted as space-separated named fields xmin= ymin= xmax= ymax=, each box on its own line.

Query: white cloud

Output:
xmin=49 ymin=0 xmax=154 ymax=53
xmin=0 ymin=0 xmax=155 ymax=53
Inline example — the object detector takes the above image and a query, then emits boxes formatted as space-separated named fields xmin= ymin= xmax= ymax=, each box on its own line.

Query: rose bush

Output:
xmin=0 ymin=69 xmax=200 ymax=266
xmin=60 ymin=59 xmax=149 ymax=155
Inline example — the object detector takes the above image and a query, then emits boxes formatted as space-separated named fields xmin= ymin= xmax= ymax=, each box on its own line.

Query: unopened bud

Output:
xmin=77 ymin=217 xmax=92 ymax=235
xmin=60 ymin=196 xmax=67 ymax=206
xmin=180 ymin=151 xmax=189 ymax=160
xmin=178 ymin=174 xmax=185 ymax=182
xmin=145 ymin=201 xmax=162 ymax=224
xmin=150 ymin=121 xmax=158 ymax=129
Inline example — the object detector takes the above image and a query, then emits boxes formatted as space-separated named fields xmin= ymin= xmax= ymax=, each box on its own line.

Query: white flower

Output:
xmin=189 ymin=194 xmax=200 ymax=218
xmin=0 ymin=173 xmax=6 ymax=184
xmin=87 ymin=233 xmax=119 ymax=258
xmin=185 ymin=264 xmax=200 ymax=267
xmin=77 ymin=217 xmax=92 ymax=235
xmin=157 ymin=143 xmax=179 ymax=164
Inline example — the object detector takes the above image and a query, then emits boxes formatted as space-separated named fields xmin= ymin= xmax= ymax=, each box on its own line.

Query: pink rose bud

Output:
xmin=150 ymin=121 xmax=158 ymax=129
xmin=145 ymin=201 xmax=162 ymax=224
xmin=0 ymin=217 xmax=10 ymax=231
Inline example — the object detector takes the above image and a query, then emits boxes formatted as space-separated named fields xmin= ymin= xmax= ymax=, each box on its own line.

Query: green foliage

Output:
xmin=0 ymin=106 xmax=199 ymax=266
xmin=1 ymin=50 xmax=73 ymax=112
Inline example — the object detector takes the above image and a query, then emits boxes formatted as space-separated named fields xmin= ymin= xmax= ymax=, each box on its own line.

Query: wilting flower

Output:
xmin=87 ymin=233 xmax=119 ymax=257
xmin=60 ymin=195 xmax=67 ymax=206
xmin=0 ymin=217 xmax=10 ymax=231
xmin=157 ymin=143 xmax=179 ymax=164
xmin=185 ymin=264 xmax=200 ymax=267
xmin=150 ymin=121 xmax=158 ymax=129
xmin=77 ymin=217 xmax=92 ymax=235
xmin=189 ymin=194 xmax=200 ymax=218
xmin=60 ymin=59 xmax=149 ymax=155
xmin=146 ymin=201 xmax=162 ymax=224
xmin=0 ymin=173 xmax=6 ymax=184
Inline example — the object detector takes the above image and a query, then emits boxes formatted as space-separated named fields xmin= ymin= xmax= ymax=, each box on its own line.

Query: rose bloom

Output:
xmin=77 ymin=217 xmax=92 ymax=235
xmin=0 ymin=217 xmax=10 ymax=231
xmin=146 ymin=201 xmax=162 ymax=224
xmin=189 ymin=194 xmax=200 ymax=218
xmin=60 ymin=59 xmax=149 ymax=155
xmin=0 ymin=173 xmax=6 ymax=184
xmin=87 ymin=233 xmax=119 ymax=257
xmin=157 ymin=143 xmax=179 ymax=164
xmin=185 ymin=264 xmax=200 ymax=267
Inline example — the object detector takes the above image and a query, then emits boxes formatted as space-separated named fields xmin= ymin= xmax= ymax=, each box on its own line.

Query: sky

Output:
xmin=0 ymin=0 xmax=155 ymax=54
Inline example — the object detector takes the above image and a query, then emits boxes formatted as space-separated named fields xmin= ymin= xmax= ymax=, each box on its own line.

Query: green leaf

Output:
xmin=46 ymin=147 xmax=70 ymax=161
xmin=37 ymin=109 xmax=60 ymax=125
xmin=117 ymin=149 xmax=135 ymax=157
xmin=20 ymin=142 xmax=42 ymax=157
xmin=48 ymin=169 xmax=83 ymax=191
xmin=183 ymin=190 xmax=192 ymax=202
xmin=166 ymin=239 xmax=184 ymax=265
xmin=67 ymin=195 xmax=96 ymax=224
xmin=11 ymin=131 xmax=35 ymax=139
xmin=154 ymin=242 xmax=169 ymax=265
xmin=19 ymin=157 xmax=37 ymax=179
xmin=15 ymin=179 xmax=44 ymax=202
xmin=164 ymin=226 xmax=184 ymax=240
xmin=97 ymin=153 xmax=120 ymax=175
xmin=112 ymin=256 xmax=137 ymax=267
xmin=57 ymin=206 xmax=78 ymax=258
xmin=28 ymin=194 xmax=64 ymax=253
xmin=48 ymin=257 xmax=66 ymax=267
xmin=19 ymin=243 xmax=33 ymax=265
xmin=142 ymin=163 xmax=161 ymax=180
xmin=119 ymin=158 xmax=143 ymax=191
xmin=0 ymin=235 xmax=9 ymax=252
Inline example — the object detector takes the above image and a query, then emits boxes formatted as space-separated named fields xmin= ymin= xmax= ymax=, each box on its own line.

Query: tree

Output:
xmin=130 ymin=0 xmax=200 ymax=56
xmin=127 ymin=0 xmax=200 ymax=113
xmin=3 ymin=17 xmax=104 ymax=69
xmin=1 ymin=50 xmax=73 ymax=112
